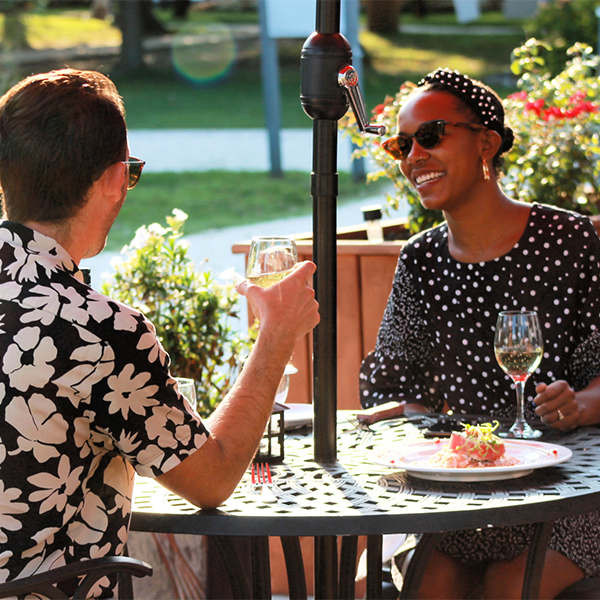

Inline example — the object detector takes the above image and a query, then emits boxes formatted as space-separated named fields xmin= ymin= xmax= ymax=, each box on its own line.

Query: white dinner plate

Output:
xmin=369 ymin=439 xmax=572 ymax=482
xmin=282 ymin=403 xmax=313 ymax=430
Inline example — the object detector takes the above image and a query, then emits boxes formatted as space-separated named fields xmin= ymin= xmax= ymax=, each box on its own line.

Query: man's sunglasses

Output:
xmin=381 ymin=120 xmax=487 ymax=161
xmin=123 ymin=157 xmax=146 ymax=189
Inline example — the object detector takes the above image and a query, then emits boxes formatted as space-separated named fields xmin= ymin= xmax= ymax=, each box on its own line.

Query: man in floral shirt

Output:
xmin=0 ymin=69 xmax=319 ymax=596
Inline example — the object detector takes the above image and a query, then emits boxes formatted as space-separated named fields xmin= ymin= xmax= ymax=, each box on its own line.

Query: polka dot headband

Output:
xmin=418 ymin=68 xmax=513 ymax=153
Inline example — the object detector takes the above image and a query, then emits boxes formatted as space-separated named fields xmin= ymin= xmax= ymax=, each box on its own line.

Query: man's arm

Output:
xmin=156 ymin=261 xmax=319 ymax=508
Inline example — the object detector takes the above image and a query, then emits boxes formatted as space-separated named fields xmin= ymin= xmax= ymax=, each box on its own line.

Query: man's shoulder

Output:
xmin=83 ymin=285 xmax=149 ymax=333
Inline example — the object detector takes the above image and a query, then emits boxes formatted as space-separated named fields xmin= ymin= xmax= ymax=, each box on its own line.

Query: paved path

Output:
xmin=399 ymin=23 xmax=520 ymax=35
xmin=127 ymin=128 xmax=356 ymax=173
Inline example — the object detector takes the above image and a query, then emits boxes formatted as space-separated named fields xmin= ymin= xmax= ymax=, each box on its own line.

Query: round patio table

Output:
xmin=131 ymin=414 xmax=600 ymax=599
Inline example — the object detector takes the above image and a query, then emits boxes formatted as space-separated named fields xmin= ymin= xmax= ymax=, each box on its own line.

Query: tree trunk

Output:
xmin=116 ymin=0 xmax=144 ymax=73
xmin=364 ymin=0 xmax=403 ymax=34
xmin=1 ymin=11 xmax=29 ymax=50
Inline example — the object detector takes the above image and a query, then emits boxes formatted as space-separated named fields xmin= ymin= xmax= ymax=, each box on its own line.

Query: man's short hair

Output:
xmin=0 ymin=68 xmax=127 ymax=223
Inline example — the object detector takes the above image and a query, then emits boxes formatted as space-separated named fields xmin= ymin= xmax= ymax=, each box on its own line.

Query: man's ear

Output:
xmin=97 ymin=161 xmax=127 ymax=200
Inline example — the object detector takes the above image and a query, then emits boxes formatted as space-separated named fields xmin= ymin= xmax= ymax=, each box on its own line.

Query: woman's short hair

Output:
xmin=0 ymin=68 xmax=127 ymax=223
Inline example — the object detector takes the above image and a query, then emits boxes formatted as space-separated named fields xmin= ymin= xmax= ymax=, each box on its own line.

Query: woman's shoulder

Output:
xmin=531 ymin=203 xmax=596 ymax=232
xmin=528 ymin=203 xmax=599 ymax=253
xmin=403 ymin=221 xmax=448 ymax=256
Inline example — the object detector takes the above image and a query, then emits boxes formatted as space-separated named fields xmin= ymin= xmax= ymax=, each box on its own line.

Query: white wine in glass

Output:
xmin=246 ymin=236 xmax=298 ymax=288
xmin=494 ymin=310 xmax=543 ymax=439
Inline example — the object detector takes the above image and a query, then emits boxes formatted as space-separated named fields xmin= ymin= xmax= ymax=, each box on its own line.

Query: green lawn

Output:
xmin=106 ymin=170 xmax=390 ymax=251
xmin=22 ymin=11 xmax=121 ymax=49
xmin=3 ymin=6 xmax=527 ymax=130
xmin=1 ymin=5 xmax=527 ymax=241
xmin=114 ymin=8 xmax=525 ymax=129
xmin=113 ymin=67 xmax=312 ymax=130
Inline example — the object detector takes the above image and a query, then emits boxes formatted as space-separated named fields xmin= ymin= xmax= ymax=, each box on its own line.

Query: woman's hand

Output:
xmin=533 ymin=380 xmax=579 ymax=431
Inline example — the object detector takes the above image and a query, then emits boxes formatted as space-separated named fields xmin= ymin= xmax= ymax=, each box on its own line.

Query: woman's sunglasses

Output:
xmin=381 ymin=120 xmax=487 ymax=161
xmin=123 ymin=157 xmax=146 ymax=189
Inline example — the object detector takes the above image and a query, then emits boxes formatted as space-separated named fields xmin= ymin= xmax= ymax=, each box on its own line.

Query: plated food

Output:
xmin=429 ymin=422 xmax=519 ymax=468
xmin=369 ymin=422 xmax=572 ymax=482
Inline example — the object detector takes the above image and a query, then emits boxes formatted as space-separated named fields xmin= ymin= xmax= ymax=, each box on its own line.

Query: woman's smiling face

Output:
xmin=397 ymin=89 xmax=486 ymax=214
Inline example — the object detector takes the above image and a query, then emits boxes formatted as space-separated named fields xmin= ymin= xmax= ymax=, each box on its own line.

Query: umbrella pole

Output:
xmin=301 ymin=0 xmax=349 ymax=464
xmin=311 ymin=118 xmax=339 ymax=464
xmin=300 ymin=3 xmax=386 ymax=595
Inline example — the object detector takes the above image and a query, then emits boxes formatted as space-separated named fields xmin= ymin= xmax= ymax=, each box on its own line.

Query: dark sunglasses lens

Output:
xmin=416 ymin=121 xmax=443 ymax=149
xmin=128 ymin=166 xmax=140 ymax=189
xmin=127 ymin=160 xmax=144 ymax=189
xmin=383 ymin=136 xmax=411 ymax=160
xmin=395 ymin=136 xmax=412 ymax=159
xmin=382 ymin=121 xmax=444 ymax=160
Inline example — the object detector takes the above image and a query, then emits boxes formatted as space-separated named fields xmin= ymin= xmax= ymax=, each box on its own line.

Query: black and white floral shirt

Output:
xmin=0 ymin=221 xmax=209 ymax=596
xmin=360 ymin=204 xmax=600 ymax=418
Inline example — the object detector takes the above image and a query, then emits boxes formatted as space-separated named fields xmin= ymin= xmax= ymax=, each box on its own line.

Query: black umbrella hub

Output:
xmin=300 ymin=32 xmax=351 ymax=122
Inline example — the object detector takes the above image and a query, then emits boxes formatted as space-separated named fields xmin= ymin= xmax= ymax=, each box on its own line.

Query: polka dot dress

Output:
xmin=361 ymin=203 xmax=600 ymax=415
xmin=360 ymin=203 xmax=600 ymax=575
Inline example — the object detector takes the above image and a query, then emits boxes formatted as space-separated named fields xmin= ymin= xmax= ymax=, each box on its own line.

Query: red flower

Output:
xmin=543 ymin=106 xmax=566 ymax=120
xmin=580 ymin=101 xmax=599 ymax=114
xmin=508 ymin=90 xmax=528 ymax=101
xmin=524 ymin=98 xmax=545 ymax=116
xmin=569 ymin=91 xmax=587 ymax=104
xmin=540 ymin=100 xmax=599 ymax=121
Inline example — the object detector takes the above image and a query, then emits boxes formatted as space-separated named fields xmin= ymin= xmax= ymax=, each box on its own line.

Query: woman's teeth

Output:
xmin=416 ymin=171 xmax=444 ymax=185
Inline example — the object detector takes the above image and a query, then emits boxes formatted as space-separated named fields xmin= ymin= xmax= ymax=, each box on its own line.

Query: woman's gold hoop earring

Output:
xmin=482 ymin=158 xmax=490 ymax=181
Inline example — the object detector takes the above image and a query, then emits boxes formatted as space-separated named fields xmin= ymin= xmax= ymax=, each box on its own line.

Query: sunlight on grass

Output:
xmin=399 ymin=9 xmax=524 ymax=28
xmin=362 ymin=31 xmax=491 ymax=79
xmin=21 ymin=11 xmax=121 ymax=49
xmin=106 ymin=171 xmax=390 ymax=251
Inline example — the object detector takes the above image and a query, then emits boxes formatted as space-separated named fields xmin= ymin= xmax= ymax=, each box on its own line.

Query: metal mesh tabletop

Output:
xmin=131 ymin=417 xmax=600 ymax=537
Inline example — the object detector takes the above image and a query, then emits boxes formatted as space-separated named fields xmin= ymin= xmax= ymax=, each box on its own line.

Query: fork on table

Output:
xmin=252 ymin=462 xmax=277 ymax=503
xmin=346 ymin=416 xmax=374 ymax=446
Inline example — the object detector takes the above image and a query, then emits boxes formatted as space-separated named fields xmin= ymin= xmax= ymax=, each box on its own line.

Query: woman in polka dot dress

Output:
xmin=359 ymin=68 xmax=600 ymax=599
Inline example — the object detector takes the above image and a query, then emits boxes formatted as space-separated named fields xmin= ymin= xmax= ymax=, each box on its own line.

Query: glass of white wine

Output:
xmin=494 ymin=310 xmax=544 ymax=439
xmin=174 ymin=377 xmax=197 ymax=411
xmin=247 ymin=236 xmax=298 ymax=403
xmin=246 ymin=236 xmax=298 ymax=288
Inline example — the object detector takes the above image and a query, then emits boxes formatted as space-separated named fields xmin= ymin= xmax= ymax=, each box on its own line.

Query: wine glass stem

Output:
xmin=514 ymin=378 xmax=527 ymax=426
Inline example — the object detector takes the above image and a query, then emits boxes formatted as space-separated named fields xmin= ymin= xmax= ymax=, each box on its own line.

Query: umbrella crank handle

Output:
xmin=338 ymin=65 xmax=386 ymax=136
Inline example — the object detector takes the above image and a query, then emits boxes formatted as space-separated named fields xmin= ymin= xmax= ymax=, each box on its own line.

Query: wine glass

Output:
xmin=247 ymin=236 xmax=298 ymax=401
xmin=494 ymin=310 xmax=544 ymax=439
xmin=174 ymin=377 xmax=197 ymax=411
xmin=275 ymin=364 xmax=298 ymax=405
xmin=246 ymin=236 xmax=298 ymax=288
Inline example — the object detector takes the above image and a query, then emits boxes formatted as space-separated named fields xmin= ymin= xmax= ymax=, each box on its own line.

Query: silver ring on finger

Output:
xmin=557 ymin=409 xmax=565 ymax=421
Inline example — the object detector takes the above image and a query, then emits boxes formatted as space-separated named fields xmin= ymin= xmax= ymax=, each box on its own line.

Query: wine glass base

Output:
xmin=499 ymin=425 xmax=543 ymax=439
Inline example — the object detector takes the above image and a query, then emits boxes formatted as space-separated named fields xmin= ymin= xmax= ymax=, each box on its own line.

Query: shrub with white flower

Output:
xmin=102 ymin=209 xmax=251 ymax=418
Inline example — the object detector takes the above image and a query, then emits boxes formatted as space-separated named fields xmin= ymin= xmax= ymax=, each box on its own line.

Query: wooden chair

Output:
xmin=0 ymin=556 xmax=152 ymax=600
